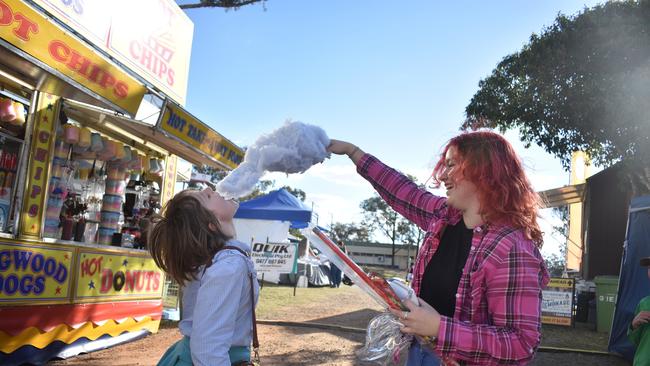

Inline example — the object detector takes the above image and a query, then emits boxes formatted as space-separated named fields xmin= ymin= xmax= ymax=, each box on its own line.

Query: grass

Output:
xmin=362 ymin=265 xmax=407 ymax=280
xmin=256 ymin=283 xmax=352 ymax=319
xmin=162 ymin=278 xmax=615 ymax=355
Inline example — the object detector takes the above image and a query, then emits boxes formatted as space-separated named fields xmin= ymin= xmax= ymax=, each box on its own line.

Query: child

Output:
xmin=149 ymin=188 xmax=259 ymax=366
xmin=629 ymin=257 xmax=650 ymax=366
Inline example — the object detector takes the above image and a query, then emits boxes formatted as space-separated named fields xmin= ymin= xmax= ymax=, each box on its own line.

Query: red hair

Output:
xmin=432 ymin=131 xmax=543 ymax=246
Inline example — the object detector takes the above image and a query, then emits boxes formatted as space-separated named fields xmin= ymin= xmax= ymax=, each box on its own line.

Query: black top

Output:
xmin=419 ymin=219 xmax=474 ymax=317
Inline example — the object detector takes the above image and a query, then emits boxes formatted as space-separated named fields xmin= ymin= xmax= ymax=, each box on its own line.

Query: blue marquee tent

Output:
xmin=234 ymin=188 xmax=312 ymax=229
xmin=609 ymin=195 xmax=650 ymax=361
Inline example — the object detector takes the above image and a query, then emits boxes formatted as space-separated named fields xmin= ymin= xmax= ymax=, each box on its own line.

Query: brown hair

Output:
xmin=148 ymin=191 xmax=232 ymax=284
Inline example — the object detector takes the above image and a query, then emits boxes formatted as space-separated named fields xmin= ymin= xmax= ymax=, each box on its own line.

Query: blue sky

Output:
xmin=180 ymin=0 xmax=602 ymax=255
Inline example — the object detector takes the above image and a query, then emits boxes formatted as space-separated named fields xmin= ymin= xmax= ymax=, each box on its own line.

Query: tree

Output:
xmin=360 ymin=174 xmax=424 ymax=267
xmin=178 ymin=0 xmax=265 ymax=10
xmin=464 ymin=1 xmax=650 ymax=195
xmin=330 ymin=222 xmax=370 ymax=243
xmin=282 ymin=186 xmax=306 ymax=202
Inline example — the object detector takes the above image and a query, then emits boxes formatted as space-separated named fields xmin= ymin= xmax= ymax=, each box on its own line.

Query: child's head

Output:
xmin=641 ymin=257 xmax=650 ymax=279
xmin=148 ymin=188 xmax=237 ymax=284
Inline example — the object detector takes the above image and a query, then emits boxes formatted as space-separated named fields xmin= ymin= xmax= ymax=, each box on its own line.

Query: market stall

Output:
xmin=0 ymin=1 xmax=244 ymax=364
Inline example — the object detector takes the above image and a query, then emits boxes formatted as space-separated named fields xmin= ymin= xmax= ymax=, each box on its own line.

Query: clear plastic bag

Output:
xmin=357 ymin=312 xmax=412 ymax=365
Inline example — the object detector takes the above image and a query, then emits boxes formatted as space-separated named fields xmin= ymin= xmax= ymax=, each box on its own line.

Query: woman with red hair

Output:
xmin=328 ymin=131 xmax=549 ymax=366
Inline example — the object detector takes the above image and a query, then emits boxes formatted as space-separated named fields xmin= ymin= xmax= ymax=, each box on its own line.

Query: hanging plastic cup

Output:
xmin=0 ymin=98 xmax=16 ymax=122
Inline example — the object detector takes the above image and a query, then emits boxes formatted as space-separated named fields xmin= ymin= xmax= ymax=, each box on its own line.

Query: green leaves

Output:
xmin=464 ymin=0 xmax=650 ymax=192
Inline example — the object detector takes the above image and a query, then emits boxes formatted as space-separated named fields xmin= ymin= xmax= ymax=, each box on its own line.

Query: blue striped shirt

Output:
xmin=179 ymin=240 xmax=259 ymax=366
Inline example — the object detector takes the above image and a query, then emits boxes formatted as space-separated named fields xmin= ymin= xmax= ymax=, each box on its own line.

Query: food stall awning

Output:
xmin=62 ymin=99 xmax=243 ymax=170
xmin=538 ymin=183 xmax=586 ymax=208
xmin=156 ymin=99 xmax=244 ymax=170
xmin=0 ymin=0 xmax=146 ymax=117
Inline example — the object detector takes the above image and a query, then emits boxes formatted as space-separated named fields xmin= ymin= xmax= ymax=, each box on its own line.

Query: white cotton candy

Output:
xmin=215 ymin=121 xmax=330 ymax=198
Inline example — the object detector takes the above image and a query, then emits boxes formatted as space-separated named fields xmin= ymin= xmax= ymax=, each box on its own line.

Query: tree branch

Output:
xmin=179 ymin=0 xmax=264 ymax=9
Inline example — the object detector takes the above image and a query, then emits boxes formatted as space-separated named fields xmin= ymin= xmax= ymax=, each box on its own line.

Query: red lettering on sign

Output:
xmin=12 ymin=13 xmax=38 ymax=41
xmin=129 ymin=40 xmax=175 ymax=87
xmin=0 ymin=1 xmax=39 ymax=41
xmin=81 ymin=257 xmax=102 ymax=277
xmin=152 ymin=272 xmax=161 ymax=291
xmin=124 ymin=270 xmax=139 ymax=292
xmin=34 ymin=147 xmax=48 ymax=162
xmin=38 ymin=131 xmax=50 ymax=143
xmin=48 ymin=40 xmax=131 ymax=100
xmin=100 ymin=268 xmax=113 ymax=293
xmin=29 ymin=184 xmax=41 ymax=199
xmin=28 ymin=204 xmax=38 ymax=217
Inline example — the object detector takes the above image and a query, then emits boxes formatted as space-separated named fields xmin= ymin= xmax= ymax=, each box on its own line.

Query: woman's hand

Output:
xmin=632 ymin=311 xmax=650 ymax=329
xmin=390 ymin=298 xmax=441 ymax=338
xmin=328 ymin=139 xmax=365 ymax=164
xmin=327 ymin=139 xmax=356 ymax=155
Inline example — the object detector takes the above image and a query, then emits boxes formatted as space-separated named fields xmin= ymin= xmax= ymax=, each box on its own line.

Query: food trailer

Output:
xmin=0 ymin=1 xmax=243 ymax=364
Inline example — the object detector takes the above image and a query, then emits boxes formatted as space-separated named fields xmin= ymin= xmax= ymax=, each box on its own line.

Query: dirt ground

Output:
xmin=49 ymin=285 xmax=631 ymax=366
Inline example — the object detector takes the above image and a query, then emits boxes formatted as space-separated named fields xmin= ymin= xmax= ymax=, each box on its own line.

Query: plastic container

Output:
xmin=44 ymin=218 xmax=60 ymax=229
xmin=107 ymin=165 xmax=126 ymax=180
xmin=100 ymin=210 xmax=121 ymax=226
xmin=104 ymin=179 xmax=126 ymax=195
xmin=63 ymin=124 xmax=80 ymax=144
xmin=101 ymin=194 xmax=123 ymax=212
xmin=11 ymin=102 xmax=25 ymax=126
xmin=99 ymin=137 xmax=115 ymax=160
xmin=84 ymin=222 xmax=99 ymax=243
xmin=113 ymin=142 xmax=125 ymax=161
xmin=54 ymin=140 xmax=70 ymax=159
xmin=0 ymin=98 xmax=16 ymax=122
xmin=98 ymin=227 xmax=117 ymax=245
xmin=129 ymin=154 xmax=143 ymax=171
xmin=90 ymin=132 xmax=103 ymax=152
xmin=77 ymin=161 xmax=92 ymax=180
xmin=595 ymin=276 xmax=619 ymax=333
xmin=122 ymin=146 xmax=132 ymax=162
xmin=78 ymin=127 xmax=91 ymax=148
xmin=50 ymin=159 xmax=66 ymax=178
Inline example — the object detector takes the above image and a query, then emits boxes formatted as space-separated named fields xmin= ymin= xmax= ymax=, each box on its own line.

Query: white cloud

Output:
xmin=306 ymin=192 xmax=365 ymax=225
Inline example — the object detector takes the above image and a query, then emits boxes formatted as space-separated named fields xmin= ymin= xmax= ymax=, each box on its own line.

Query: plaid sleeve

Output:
xmin=356 ymin=153 xmax=446 ymax=230
xmin=434 ymin=235 xmax=546 ymax=365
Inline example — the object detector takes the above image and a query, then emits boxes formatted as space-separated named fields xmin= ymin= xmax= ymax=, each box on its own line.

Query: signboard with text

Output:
xmin=0 ymin=0 xmax=146 ymax=115
xmin=20 ymin=93 xmax=58 ymax=238
xmin=159 ymin=101 xmax=244 ymax=169
xmin=542 ymin=277 xmax=575 ymax=326
xmin=251 ymin=242 xmax=298 ymax=275
xmin=0 ymin=242 xmax=74 ymax=304
xmin=33 ymin=0 xmax=193 ymax=105
xmin=74 ymin=249 xmax=164 ymax=301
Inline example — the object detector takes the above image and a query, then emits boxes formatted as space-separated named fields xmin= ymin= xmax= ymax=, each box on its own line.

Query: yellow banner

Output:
xmin=541 ymin=315 xmax=572 ymax=326
xmin=0 ymin=242 xmax=74 ymax=304
xmin=0 ymin=0 xmax=145 ymax=115
xmin=161 ymin=154 xmax=177 ymax=207
xmin=160 ymin=102 xmax=244 ymax=169
xmin=75 ymin=249 xmax=164 ymax=300
xmin=33 ymin=0 xmax=192 ymax=106
xmin=20 ymin=93 xmax=58 ymax=238
xmin=547 ymin=278 xmax=575 ymax=289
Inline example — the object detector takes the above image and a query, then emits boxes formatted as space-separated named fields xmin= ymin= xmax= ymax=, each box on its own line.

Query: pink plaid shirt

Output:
xmin=357 ymin=154 xmax=549 ymax=365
